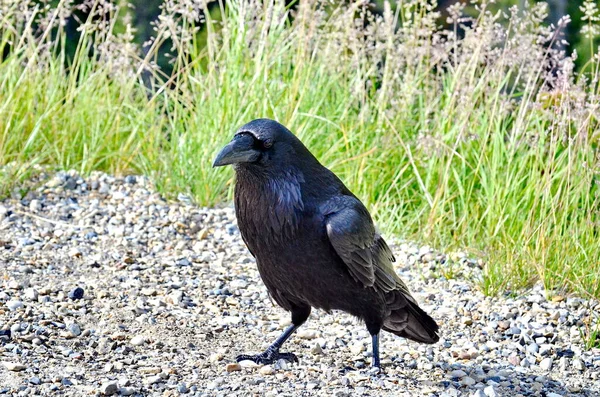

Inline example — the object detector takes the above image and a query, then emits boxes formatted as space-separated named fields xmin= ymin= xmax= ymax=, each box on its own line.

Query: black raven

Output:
xmin=213 ymin=119 xmax=439 ymax=368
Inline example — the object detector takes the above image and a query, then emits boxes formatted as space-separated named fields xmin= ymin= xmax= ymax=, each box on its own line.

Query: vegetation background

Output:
xmin=0 ymin=0 xmax=598 ymax=304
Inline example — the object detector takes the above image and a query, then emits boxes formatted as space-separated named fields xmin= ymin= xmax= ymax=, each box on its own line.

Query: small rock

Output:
xmin=484 ymin=385 xmax=498 ymax=397
xmin=24 ymin=288 xmax=38 ymax=301
xmin=461 ymin=377 xmax=476 ymax=386
xmin=506 ymin=327 xmax=521 ymax=335
xmin=539 ymin=344 xmax=552 ymax=356
xmin=297 ymin=330 xmax=317 ymax=340
xmin=176 ymin=258 xmax=191 ymax=267
xmin=29 ymin=199 xmax=41 ymax=211
xmin=99 ymin=381 xmax=118 ymax=395
xmin=140 ymin=288 xmax=156 ymax=296
xmin=526 ymin=343 xmax=539 ymax=355
xmin=572 ymin=358 xmax=585 ymax=371
xmin=559 ymin=357 xmax=569 ymax=371
xmin=67 ymin=323 xmax=82 ymax=337
xmin=508 ymin=355 xmax=520 ymax=366
xmin=19 ymin=237 xmax=36 ymax=246
xmin=130 ymin=336 xmax=146 ymax=346
xmin=238 ymin=360 xmax=259 ymax=368
xmin=177 ymin=383 xmax=189 ymax=393
xmin=198 ymin=228 xmax=209 ymax=240
xmin=68 ymin=287 xmax=84 ymax=300
xmin=350 ymin=343 xmax=365 ymax=355
xmin=540 ymin=357 xmax=553 ymax=371
xmin=226 ymin=363 xmax=241 ymax=372
xmin=6 ymin=300 xmax=23 ymax=311
xmin=259 ymin=365 xmax=275 ymax=375
xmin=209 ymin=353 xmax=224 ymax=362
xmin=3 ymin=362 xmax=26 ymax=371
xmin=146 ymin=375 xmax=163 ymax=385
xmin=119 ymin=387 xmax=136 ymax=396
xmin=64 ymin=177 xmax=77 ymax=190
xmin=449 ymin=369 xmax=468 ymax=378
xmin=306 ymin=382 xmax=318 ymax=390
xmin=29 ymin=376 xmax=41 ymax=385
xmin=311 ymin=343 xmax=323 ymax=355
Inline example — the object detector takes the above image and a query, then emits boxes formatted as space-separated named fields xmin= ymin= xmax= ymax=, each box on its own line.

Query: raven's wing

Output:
xmin=322 ymin=195 xmax=409 ymax=294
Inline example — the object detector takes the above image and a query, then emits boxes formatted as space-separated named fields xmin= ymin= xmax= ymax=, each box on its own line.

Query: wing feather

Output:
xmin=323 ymin=196 xmax=406 ymax=293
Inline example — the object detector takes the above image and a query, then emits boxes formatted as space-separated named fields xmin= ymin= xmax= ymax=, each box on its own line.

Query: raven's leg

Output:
xmin=366 ymin=321 xmax=382 ymax=368
xmin=236 ymin=304 xmax=311 ymax=365
xmin=371 ymin=333 xmax=381 ymax=368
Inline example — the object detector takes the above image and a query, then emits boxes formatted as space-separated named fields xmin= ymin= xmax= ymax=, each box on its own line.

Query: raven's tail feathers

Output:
xmin=382 ymin=293 xmax=440 ymax=344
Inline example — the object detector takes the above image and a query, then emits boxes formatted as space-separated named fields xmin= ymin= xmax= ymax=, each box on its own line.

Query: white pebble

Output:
xmin=130 ymin=336 xmax=146 ymax=346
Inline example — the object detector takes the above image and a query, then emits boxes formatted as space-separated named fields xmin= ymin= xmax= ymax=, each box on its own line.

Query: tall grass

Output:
xmin=1 ymin=0 xmax=599 ymax=299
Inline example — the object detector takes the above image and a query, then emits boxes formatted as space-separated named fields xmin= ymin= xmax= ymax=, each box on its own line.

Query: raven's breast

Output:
xmin=233 ymin=173 xmax=385 ymax=317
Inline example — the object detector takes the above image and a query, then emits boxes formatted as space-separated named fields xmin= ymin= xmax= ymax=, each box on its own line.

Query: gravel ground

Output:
xmin=1 ymin=170 xmax=599 ymax=397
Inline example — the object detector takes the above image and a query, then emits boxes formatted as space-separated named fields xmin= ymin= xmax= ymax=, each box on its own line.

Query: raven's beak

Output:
xmin=212 ymin=135 xmax=260 ymax=167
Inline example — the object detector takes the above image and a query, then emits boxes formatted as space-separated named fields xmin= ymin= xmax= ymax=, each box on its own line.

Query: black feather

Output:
xmin=221 ymin=118 xmax=439 ymax=354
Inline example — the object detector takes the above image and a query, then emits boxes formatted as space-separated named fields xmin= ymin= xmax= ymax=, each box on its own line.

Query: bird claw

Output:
xmin=236 ymin=349 xmax=298 ymax=365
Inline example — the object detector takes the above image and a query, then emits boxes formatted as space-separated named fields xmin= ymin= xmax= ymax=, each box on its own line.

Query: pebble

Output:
xmin=572 ymin=358 xmax=585 ymax=371
xmin=539 ymin=344 xmax=552 ymax=356
xmin=259 ymin=365 xmax=275 ymax=375
xmin=146 ymin=375 xmax=163 ymax=385
xmin=6 ymin=300 xmax=24 ymax=311
xmin=311 ymin=343 xmax=324 ymax=355
xmin=67 ymin=323 xmax=82 ymax=337
xmin=350 ymin=343 xmax=365 ymax=355
xmin=3 ymin=362 xmax=27 ymax=371
xmin=130 ymin=336 xmax=146 ymax=346
xmin=68 ymin=287 xmax=84 ymax=300
xmin=461 ymin=377 xmax=476 ymax=386
xmin=177 ymin=383 xmax=189 ymax=393
xmin=24 ymin=288 xmax=38 ymax=301
xmin=540 ymin=357 xmax=553 ymax=371
xmin=449 ymin=369 xmax=468 ymax=378
xmin=0 ymin=171 xmax=595 ymax=397
xmin=226 ymin=363 xmax=242 ymax=372
xmin=119 ymin=387 xmax=136 ymax=396
xmin=239 ymin=360 xmax=259 ymax=368
xmin=28 ymin=376 xmax=41 ymax=385
xmin=99 ymin=381 xmax=118 ymax=395
xmin=297 ymin=330 xmax=317 ymax=339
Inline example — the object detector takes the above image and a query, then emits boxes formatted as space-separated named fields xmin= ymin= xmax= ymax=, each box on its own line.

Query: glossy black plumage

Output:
xmin=213 ymin=119 xmax=439 ymax=367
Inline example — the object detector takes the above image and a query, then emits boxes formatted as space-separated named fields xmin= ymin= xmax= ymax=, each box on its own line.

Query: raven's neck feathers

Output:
xmin=235 ymin=167 xmax=306 ymax=241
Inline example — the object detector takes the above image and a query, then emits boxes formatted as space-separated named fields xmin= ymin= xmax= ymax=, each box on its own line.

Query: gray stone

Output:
xmin=6 ymin=300 xmax=23 ymax=311
xmin=67 ymin=323 xmax=81 ymax=337
xmin=29 ymin=377 xmax=41 ymax=385
xmin=540 ymin=357 xmax=553 ymax=371
xmin=483 ymin=385 xmax=498 ymax=397
xmin=99 ymin=381 xmax=118 ymax=396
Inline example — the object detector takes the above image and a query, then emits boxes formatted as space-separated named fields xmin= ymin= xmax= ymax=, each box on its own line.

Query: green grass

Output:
xmin=1 ymin=1 xmax=599 ymax=301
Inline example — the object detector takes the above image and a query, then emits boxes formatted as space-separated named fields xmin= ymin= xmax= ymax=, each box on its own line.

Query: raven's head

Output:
xmin=213 ymin=119 xmax=313 ymax=169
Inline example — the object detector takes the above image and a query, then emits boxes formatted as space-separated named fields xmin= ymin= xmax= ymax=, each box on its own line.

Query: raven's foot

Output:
xmin=236 ymin=347 xmax=298 ymax=365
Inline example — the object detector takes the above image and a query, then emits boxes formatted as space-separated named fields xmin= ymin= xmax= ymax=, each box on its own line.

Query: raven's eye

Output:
xmin=263 ymin=139 xmax=273 ymax=149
